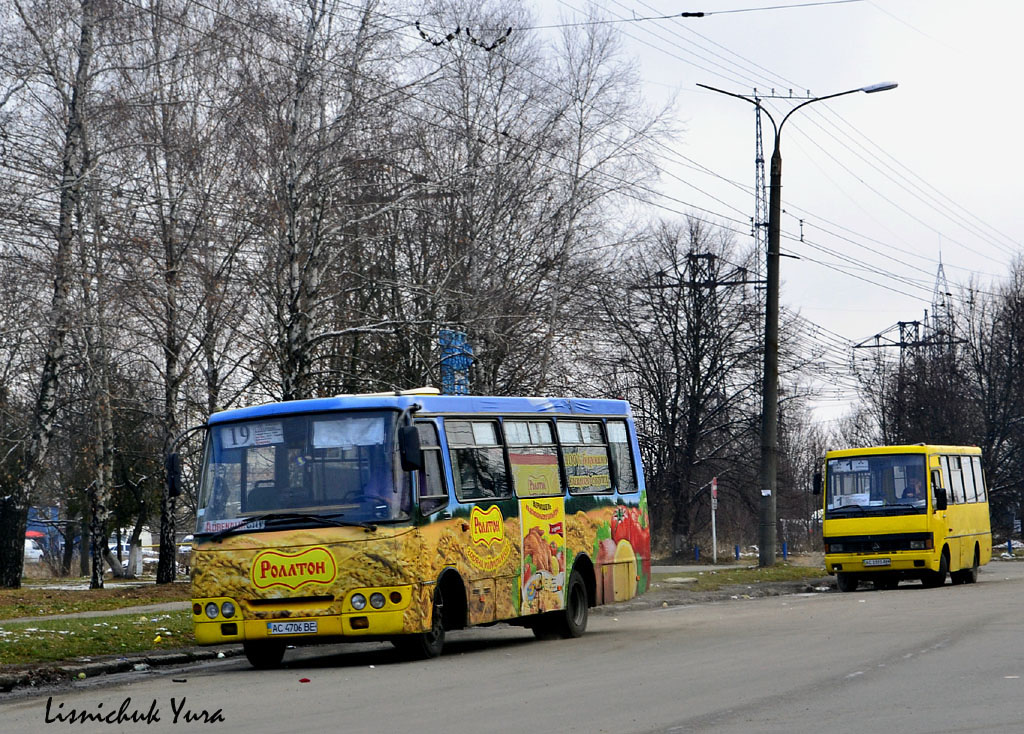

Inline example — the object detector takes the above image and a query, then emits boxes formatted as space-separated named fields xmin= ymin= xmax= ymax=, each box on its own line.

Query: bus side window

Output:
xmin=558 ymin=420 xmax=613 ymax=495
xmin=446 ymin=419 xmax=511 ymax=501
xmin=505 ymin=420 xmax=561 ymax=498
xmin=607 ymin=420 xmax=638 ymax=494
xmin=971 ymin=457 xmax=987 ymax=502
xmin=939 ymin=456 xmax=954 ymax=504
xmin=948 ymin=456 xmax=967 ymax=504
xmin=416 ymin=422 xmax=448 ymax=515
xmin=960 ymin=456 xmax=977 ymax=503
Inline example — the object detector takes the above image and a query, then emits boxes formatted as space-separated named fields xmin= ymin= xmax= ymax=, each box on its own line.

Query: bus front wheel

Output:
xmin=873 ymin=575 xmax=899 ymax=590
xmin=243 ymin=640 xmax=286 ymax=669
xmin=922 ymin=551 xmax=949 ymax=588
xmin=394 ymin=587 xmax=445 ymax=659
xmin=951 ymin=548 xmax=979 ymax=585
xmin=836 ymin=573 xmax=858 ymax=592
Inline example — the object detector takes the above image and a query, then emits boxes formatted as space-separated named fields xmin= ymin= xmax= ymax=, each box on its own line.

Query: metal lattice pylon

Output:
xmin=930 ymin=253 xmax=954 ymax=350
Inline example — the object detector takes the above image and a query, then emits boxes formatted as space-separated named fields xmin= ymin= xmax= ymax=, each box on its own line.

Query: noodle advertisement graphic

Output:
xmin=465 ymin=505 xmax=513 ymax=571
xmin=520 ymin=497 xmax=566 ymax=614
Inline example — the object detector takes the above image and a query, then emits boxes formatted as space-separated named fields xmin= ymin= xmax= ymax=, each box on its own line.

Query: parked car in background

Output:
xmin=24 ymin=539 xmax=43 ymax=561
xmin=177 ymin=534 xmax=193 ymax=575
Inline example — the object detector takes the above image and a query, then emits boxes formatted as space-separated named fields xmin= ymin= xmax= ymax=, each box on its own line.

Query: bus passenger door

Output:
xmin=938 ymin=456 xmax=962 ymax=571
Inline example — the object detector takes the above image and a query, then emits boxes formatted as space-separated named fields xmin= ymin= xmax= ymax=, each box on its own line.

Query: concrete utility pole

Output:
xmin=697 ymin=81 xmax=897 ymax=567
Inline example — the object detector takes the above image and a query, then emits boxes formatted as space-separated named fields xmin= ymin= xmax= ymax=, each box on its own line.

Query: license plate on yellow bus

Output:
xmin=863 ymin=558 xmax=891 ymax=567
xmin=267 ymin=621 xmax=317 ymax=635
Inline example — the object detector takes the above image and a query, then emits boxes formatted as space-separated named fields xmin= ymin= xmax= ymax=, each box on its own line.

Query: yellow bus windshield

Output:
xmin=825 ymin=453 xmax=927 ymax=518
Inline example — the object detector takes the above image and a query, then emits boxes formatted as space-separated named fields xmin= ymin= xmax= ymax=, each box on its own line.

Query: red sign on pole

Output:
xmin=711 ymin=477 xmax=718 ymax=499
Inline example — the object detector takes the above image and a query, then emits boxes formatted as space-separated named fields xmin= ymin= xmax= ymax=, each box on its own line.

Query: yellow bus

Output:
xmin=173 ymin=390 xmax=650 ymax=668
xmin=816 ymin=444 xmax=991 ymax=592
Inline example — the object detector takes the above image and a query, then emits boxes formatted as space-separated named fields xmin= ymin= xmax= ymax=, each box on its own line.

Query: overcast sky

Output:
xmin=531 ymin=0 xmax=1023 ymax=421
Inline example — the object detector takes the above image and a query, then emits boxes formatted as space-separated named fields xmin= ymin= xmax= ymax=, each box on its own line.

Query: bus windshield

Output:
xmin=195 ymin=410 xmax=410 ymax=534
xmin=825 ymin=453 xmax=927 ymax=517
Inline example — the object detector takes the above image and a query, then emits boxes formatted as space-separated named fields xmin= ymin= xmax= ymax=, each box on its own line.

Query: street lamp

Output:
xmin=697 ymin=81 xmax=897 ymax=567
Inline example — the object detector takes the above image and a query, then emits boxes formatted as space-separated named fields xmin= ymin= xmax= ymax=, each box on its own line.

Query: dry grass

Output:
xmin=652 ymin=563 xmax=827 ymax=592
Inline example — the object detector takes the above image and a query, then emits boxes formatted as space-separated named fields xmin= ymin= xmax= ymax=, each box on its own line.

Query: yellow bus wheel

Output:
xmin=836 ymin=573 xmax=858 ymax=593
xmin=951 ymin=548 xmax=979 ymax=585
xmin=243 ymin=640 xmax=286 ymax=669
xmin=394 ymin=587 xmax=445 ymax=659
xmin=922 ymin=551 xmax=949 ymax=588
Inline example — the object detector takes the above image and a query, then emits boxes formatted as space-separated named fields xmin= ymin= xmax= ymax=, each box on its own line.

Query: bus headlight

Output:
xmin=351 ymin=593 xmax=367 ymax=610
xmin=205 ymin=602 xmax=219 ymax=619
xmin=909 ymin=538 xmax=933 ymax=550
xmin=221 ymin=601 xmax=236 ymax=619
xmin=369 ymin=592 xmax=386 ymax=609
xmin=827 ymin=543 xmax=843 ymax=553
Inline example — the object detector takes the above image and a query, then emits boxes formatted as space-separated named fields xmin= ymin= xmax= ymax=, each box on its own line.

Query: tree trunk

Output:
xmin=60 ymin=521 xmax=75 ymax=577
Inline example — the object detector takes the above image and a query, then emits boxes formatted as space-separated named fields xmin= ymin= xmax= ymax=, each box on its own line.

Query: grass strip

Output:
xmin=652 ymin=563 xmax=827 ymax=592
xmin=0 ymin=610 xmax=195 ymax=666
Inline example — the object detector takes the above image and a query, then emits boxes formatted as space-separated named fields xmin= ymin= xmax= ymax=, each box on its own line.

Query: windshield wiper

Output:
xmin=203 ymin=512 xmax=376 ymax=543
xmin=268 ymin=512 xmax=378 ymax=533
xmin=829 ymin=504 xmax=868 ymax=512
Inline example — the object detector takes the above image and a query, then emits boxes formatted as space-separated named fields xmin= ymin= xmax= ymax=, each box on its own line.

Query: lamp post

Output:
xmin=697 ymin=81 xmax=897 ymax=567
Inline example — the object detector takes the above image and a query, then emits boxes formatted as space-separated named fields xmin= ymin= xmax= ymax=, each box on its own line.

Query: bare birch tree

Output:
xmin=0 ymin=0 xmax=101 ymax=587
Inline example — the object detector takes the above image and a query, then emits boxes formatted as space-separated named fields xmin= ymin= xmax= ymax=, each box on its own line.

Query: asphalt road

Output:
xmin=5 ymin=561 xmax=1024 ymax=733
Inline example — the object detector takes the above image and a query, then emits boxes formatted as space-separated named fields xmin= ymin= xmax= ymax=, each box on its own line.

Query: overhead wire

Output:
xmin=411 ymin=0 xmax=1010 ymax=306
xmin=567 ymin=0 xmax=1017 ymax=292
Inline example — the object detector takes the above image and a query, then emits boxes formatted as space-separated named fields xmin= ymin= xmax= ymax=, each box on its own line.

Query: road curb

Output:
xmin=0 ymin=644 xmax=244 ymax=694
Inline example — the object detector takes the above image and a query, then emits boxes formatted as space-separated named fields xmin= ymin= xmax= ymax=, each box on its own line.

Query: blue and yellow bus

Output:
xmin=178 ymin=389 xmax=650 ymax=668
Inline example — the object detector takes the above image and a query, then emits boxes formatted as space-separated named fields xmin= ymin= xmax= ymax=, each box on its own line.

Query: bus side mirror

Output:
xmin=398 ymin=425 xmax=423 ymax=472
xmin=812 ymin=471 xmax=822 ymax=496
xmin=933 ymin=487 xmax=947 ymax=512
xmin=166 ymin=452 xmax=183 ymax=499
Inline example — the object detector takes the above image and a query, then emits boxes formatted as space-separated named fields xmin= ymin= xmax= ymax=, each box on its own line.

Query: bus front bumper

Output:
xmin=194 ymin=610 xmax=408 ymax=645
xmin=824 ymin=552 xmax=940 ymax=576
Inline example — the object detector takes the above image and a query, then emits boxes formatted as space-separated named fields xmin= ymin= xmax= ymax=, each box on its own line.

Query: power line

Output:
xmin=417 ymin=0 xmax=866 ymax=31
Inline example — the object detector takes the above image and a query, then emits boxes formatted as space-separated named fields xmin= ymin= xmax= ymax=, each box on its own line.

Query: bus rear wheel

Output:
xmin=836 ymin=573 xmax=858 ymax=592
xmin=531 ymin=570 xmax=588 ymax=639
xmin=556 ymin=570 xmax=589 ymax=638
xmin=243 ymin=640 xmax=286 ymax=669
